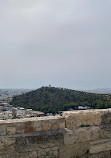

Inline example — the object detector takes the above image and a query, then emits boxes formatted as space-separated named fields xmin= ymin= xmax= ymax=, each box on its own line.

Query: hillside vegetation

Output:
xmin=11 ymin=87 xmax=111 ymax=114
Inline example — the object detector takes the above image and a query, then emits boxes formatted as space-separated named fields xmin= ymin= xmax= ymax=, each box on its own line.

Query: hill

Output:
xmin=11 ymin=87 xmax=111 ymax=114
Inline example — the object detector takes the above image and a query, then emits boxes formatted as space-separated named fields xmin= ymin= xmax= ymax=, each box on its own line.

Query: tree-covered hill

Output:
xmin=11 ymin=87 xmax=111 ymax=114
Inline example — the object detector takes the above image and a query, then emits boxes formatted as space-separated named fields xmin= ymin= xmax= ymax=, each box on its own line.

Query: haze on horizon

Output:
xmin=0 ymin=0 xmax=111 ymax=90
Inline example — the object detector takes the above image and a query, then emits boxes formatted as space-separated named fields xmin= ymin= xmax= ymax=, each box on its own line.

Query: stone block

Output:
xmin=0 ymin=125 xmax=6 ymax=136
xmin=64 ymin=126 xmax=100 ymax=147
xmin=89 ymin=138 xmax=111 ymax=154
xmin=42 ymin=123 xmax=52 ymax=132
xmin=59 ymin=122 xmax=65 ymax=129
xmin=7 ymin=127 xmax=16 ymax=135
xmin=100 ymin=125 xmax=111 ymax=139
xmin=59 ymin=142 xmax=89 ymax=158
xmin=15 ymin=122 xmax=25 ymax=134
xmin=89 ymin=126 xmax=100 ymax=140
xmin=33 ymin=121 xmax=42 ymax=132
xmin=63 ymin=110 xmax=102 ymax=129
xmin=51 ymin=124 xmax=59 ymax=130
xmin=0 ymin=136 xmax=16 ymax=147
xmin=101 ymin=110 xmax=111 ymax=124
xmin=88 ymin=151 xmax=111 ymax=158
xmin=24 ymin=121 xmax=34 ymax=133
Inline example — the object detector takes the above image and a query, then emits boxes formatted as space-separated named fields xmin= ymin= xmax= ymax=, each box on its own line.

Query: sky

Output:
xmin=0 ymin=0 xmax=111 ymax=90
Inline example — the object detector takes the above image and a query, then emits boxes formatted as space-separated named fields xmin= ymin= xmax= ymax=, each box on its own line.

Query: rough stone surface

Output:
xmin=0 ymin=109 xmax=111 ymax=158
xmin=7 ymin=127 xmax=16 ymax=135
xmin=89 ymin=139 xmax=111 ymax=154
xmin=63 ymin=110 xmax=102 ymax=129
xmin=0 ymin=125 xmax=6 ymax=136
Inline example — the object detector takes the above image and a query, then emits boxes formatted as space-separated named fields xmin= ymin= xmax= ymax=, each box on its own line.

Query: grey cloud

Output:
xmin=0 ymin=0 xmax=111 ymax=89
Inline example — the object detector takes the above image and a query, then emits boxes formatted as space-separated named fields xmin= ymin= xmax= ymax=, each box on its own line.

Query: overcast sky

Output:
xmin=0 ymin=0 xmax=111 ymax=90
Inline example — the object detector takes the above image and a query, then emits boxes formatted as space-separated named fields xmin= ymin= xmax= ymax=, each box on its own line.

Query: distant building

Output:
xmin=78 ymin=106 xmax=90 ymax=110
xmin=49 ymin=84 xmax=51 ymax=88
xmin=16 ymin=107 xmax=25 ymax=118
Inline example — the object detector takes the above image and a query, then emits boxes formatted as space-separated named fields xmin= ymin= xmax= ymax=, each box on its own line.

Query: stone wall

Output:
xmin=0 ymin=109 xmax=111 ymax=158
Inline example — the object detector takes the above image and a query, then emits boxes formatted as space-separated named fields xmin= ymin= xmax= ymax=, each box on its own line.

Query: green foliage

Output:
xmin=11 ymin=87 xmax=111 ymax=114
xmin=63 ymin=103 xmax=78 ymax=111
xmin=12 ymin=115 xmax=19 ymax=119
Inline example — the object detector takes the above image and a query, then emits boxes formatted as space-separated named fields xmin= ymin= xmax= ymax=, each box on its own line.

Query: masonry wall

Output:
xmin=0 ymin=109 xmax=111 ymax=158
